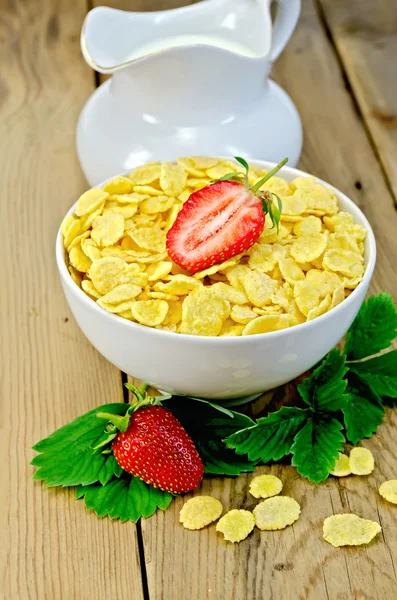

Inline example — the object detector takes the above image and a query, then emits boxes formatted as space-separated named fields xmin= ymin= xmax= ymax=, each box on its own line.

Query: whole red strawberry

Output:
xmin=166 ymin=157 xmax=287 ymax=274
xmin=112 ymin=405 xmax=204 ymax=493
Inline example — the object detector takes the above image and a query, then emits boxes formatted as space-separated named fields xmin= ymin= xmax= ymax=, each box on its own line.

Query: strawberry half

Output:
xmin=112 ymin=405 xmax=204 ymax=493
xmin=166 ymin=157 xmax=287 ymax=274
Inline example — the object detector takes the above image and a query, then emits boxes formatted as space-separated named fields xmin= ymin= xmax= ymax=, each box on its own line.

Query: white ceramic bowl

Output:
xmin=56 ymin=161 xmax=376 ymax=399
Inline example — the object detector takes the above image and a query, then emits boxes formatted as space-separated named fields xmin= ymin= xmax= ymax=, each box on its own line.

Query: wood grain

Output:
xmin=316 ymin=0 xmax=397 ymax=201
xmin=0 ymin=1 xmax=143 ymax=598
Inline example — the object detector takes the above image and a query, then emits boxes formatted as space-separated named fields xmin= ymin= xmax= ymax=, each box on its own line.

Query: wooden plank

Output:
xmin=316 ymin=0 xmax=397 ymax=201
xmin=0 ymin=1 xmax=144 ymax=598
xmin=134 ymin=1 xmax=397 ymax=598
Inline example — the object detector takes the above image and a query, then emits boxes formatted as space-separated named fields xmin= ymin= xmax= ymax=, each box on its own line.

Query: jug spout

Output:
xmin=81 ymin=7 xmax=139 ymax=73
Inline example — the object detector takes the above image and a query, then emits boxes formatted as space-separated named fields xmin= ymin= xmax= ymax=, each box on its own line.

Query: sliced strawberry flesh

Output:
xmin=166 ymin=181 xmax=264 ymax=272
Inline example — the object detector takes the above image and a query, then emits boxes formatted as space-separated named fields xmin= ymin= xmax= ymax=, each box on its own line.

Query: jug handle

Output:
xmin=270 ymin=0 xmax=301 ymax=62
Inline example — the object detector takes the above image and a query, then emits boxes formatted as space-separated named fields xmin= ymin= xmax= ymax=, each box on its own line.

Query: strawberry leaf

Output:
xmin=234 ymin=156 xmax=249 ymax=184
xmin=31 ymin=403 xmax=127 ymax=487
xmin=219 ymin=393 xmax=263 ymax=408
xmin=182 ymin=397 xmax=236 ymax=418
xmin=345 ymin=293 xmax=397 ymax=360
xmin=225 ymin=406 xmax=310 ymax=463
xmin=76 ymin=475 xmax=172 ymax=522
xmin=198 ymin=440 xmax=258 ymax=476
xmin=199 ymin=413 xmax=258 ymax=475
xmin=97 ymin=454 xmax=123 ymax=486
xmin=343 ymin=373 xmax=385 ymax=444
xmin=291 ymin=416 xmax=345 ymax=483
xmin=212 ymin=172 xmax=244 ymax=183
xmin=298 ymin=349 xmax=349 ymax=412
xmin=234 ymin=156 xmax=249 ymax=171
xmin=349 ymin=350 xmax=397 ymax=398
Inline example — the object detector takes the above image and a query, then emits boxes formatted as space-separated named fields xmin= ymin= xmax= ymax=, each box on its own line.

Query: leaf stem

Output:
xmin=250 ymin=158 xmax=288 ymax=194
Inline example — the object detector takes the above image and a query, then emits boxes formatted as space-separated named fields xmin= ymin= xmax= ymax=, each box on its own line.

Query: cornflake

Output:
xmin=130 ymin=300 xmax=169 ymax=326
xmin=323 ymin=514 xmax=381 ymax=547
xmin=253 ymin=496 xmax=301 ymax=530
xmin=69 ymin=244 xmax=92 ymax=273
xmin=379 ymin=480 xmax=397 ymax=504
xmin=91 ymin=212 xmax=125 ymax=247
xmin=290 ymin=234 xmax=327 ymax=263
xmin=243 ymin=271 xmax=278 ymax=307
xmin=242 ymin=314 xmax=293 ymax=336
xmin=75 ymin=189 xmax=108 ymax=217
xmin=349 ymin=447 xmax=375 ymax=475
xmin=249 ymin=474 xmax=283 ymax=499
xmin=329 ymin=453 xmax=351 ymax=477
xmin=180 ymin=287 xmax=229 ymax=336
xmin=216 ymin=509 xmax=255 ymax=543
xmin=89 ymin=257 xmax=127 ymax=295
xmin=230 ymin=305 xmax=258 ymax=324
xmin=129 ymin=163 xmax=161 ymax=185
xmin=180 ymin=496 xmax=223 ymax=530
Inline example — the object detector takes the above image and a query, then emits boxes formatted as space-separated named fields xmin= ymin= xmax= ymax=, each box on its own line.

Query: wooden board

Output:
xmin=2 ymin=0 xmax=397 ymax=598
xmin=317 ymin=0 xmax=397 ymax=201
xmin=0 ymin=1 xmax=144 ymax=598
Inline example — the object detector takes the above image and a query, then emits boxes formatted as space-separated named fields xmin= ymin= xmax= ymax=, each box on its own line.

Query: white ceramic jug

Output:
xmin=77 ymin=0 xmax=302 ymax=185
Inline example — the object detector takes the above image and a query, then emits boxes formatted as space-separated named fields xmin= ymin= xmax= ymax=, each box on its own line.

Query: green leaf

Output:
xmin=112 ymin=455 xmax=123 ymax=478
xmin=267 ymin=199 xmax=281 ymax=233
xmin=234 ymin=156 xmax=249 ymax=172
xmin=349 ymin=350 xmax=397 ymax=398
xmin=183 ymin=397 xmax=235 ymax=418
xmin=219 ymin=393 xmax=263 ymax=408
xmin=225 ymin=406 xmax=310 ymax=463
xmin=234 ymin=156 xmax=249 ymax=184
xmin=291 ymin=416 xmax=345 ymax=483
xmin=97 ymin=454 xmax=121 ymax=486
xmin=195 ymin=412 xmax=258 ymax=476
xmin=76 ymin=475 xmax=173 ymax=522
xmin=298 ymin=349 xmax=349 ymax=412
xmin=345 ymin=293 xmax=397 ymax=360
xmin=274 ymin=193 xmax=283 ymax=215
xmin=31 ymin=403 xmax=127 ymax=487
xmin=212 ymin=172 xmax=244 ymax=183
xmin=343 ymin=374 xmax=385 ymax=444
xmin=198 ymin=440 xmax=258 ymax=476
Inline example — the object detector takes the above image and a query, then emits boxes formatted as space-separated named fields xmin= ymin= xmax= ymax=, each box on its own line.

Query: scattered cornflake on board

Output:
xmin=349 ymin=447 xmax=375 ymax=476
xmin=179 ymin=496 xmax=223 ymax=530
xmin=323 ymin=514 xmax=381 ymax=547
xmin=216 ymin=509 xmax=255 ymax=543
xmin=253 ymin=496 xmax=301 ymax=530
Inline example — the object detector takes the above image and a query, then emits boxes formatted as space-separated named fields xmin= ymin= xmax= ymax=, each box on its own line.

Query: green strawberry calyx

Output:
xmin=213 ymin=156 xmax=288 ymax=232
xmin=93 ymin=383 xmax=171 ymax=453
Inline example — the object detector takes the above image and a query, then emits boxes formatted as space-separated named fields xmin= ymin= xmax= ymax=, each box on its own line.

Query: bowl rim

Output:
xmin=56 ymin=159 xmax=376 ymax=344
